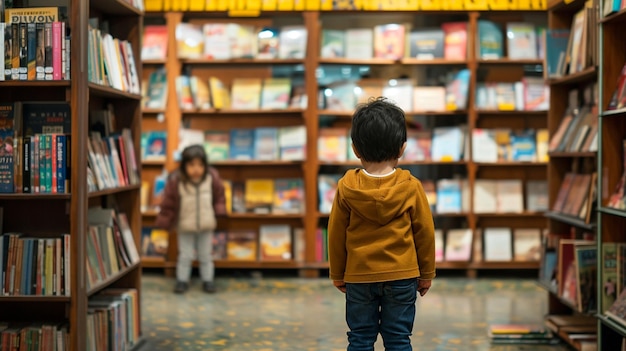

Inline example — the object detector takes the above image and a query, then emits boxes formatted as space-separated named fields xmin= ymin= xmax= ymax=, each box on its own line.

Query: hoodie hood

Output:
xmin=339 ymin=169 xmax=414 ymax=226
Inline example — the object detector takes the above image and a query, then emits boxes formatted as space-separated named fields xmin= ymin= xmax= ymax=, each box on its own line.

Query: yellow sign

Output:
xmin=145 ymin=0 xmax=546 ymax=11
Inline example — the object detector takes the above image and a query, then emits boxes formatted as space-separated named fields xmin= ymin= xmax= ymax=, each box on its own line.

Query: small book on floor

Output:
xmin=488 ymin=324 xmax=557 ymax=344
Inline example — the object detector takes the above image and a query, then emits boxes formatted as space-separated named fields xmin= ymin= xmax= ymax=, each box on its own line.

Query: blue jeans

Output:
xmin=345 ymin=278 xmax=417 ymax=351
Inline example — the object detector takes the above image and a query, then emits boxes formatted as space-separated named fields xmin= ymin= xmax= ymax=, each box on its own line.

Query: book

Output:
xmin=320 ymin=29 xmax=345 ymax=58
xmin=140 ymin=227 xmax=168 ymax=258
xmin=345 ymin=28 xmax=373 ymax=59
xmin=318 ymin=174 xmax=340 ymax=213
xmin=141 ymin=25 xmax=168 ymax=61
xmin=231 ymin=78 xmax=262 ymax=110
xmin=373 ymin=24 xmax=405 ymax=60
xmin=575 ymin=245 xmax=597 ymax=313
xmin=261 ymin=78 xmax=291 ymax=110
xmin=506 ymin=23 xmax=537 ymax=59
xmin=483 ymin=228 xmax=512 ymax=261
xmin=442 ymin=22 xmax=467 ymax=60
xmin=602 ymin=243 xmax=618 ymax=313
xmin=227 ymin=231 xmax=257 ymax=261
xmin=175 ymin=23 xmax=203 ymax=58
xmin=257 ymin=27 xmax=280 ymax=59
xmin=203 ymin=131 xmax=229 ymax=161
xmin=141 ymin=131 xmax=166 ymax=162
xmin=244 ymin=179 xmax=274 ymax=214
xmin=273 ymin=178 xmax=304 ymax=214
xmin=259 ymin=224 xmax=292 ymax=261
xmin=408 ymin=29 xmax=444 ymax=59
xmin=278 ymin=26 xmax=307 ymax=59
xmin=476 ymin=20 xmax=503 ymax=59
xmin=444 ymin=229 xmax=472 ymax=262
xmin=513 ymin=229 xmax=541 ymax=261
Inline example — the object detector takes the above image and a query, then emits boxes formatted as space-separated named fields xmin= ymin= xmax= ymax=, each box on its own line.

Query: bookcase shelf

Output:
xmin=317 ymin=212 xmax=470 ymax=218
xmin=180 ymin=58 xmax=305 ymax=65
xmin=476 ymin=110 xmax=548 ymax=116
xmin=600 ymin=7 xmax=626 ymax=24
xmin=0 ymin=81 xmax=71 ymax=87
xmin=318 ymin=160 xmax=468 ymax=166
xmin=88 ymin=184 xmax=142 ymax=198
xmin=548 ymin=151 xmax=597 ymax=158
xmin=88 ymin=83 xmax=142 ymax=101
xmin=225 ymin=213 xmax=304 ymax=219
xmin=475 ymin=212 xmax=545 ymax=218
xmin=181 ymin=108 xmax=305 ymax=116
xmin=0 ymin=193 xmax=71 ymax=200
xmin=0 ymin=296 xmax=72 ymax=302
xmin=599 ymin=206 xmax=626 ymax=219
xmin=549 ymin=66 xmax=597 ymax=86
xmin=544 ymin=211 xmax=596 ymax=231
xmin=319 ymin=58 xmax=468 ymax=66
xmin=477 ymin=59 xmax=544 ymax=65
xmin=212 ymin=160 xmax=304 ymax=166
xmin=601 ymin=108 xmax=626 ymax=118
xmin=86 ymin=262 xmax=141 ymax=297
xmin=142 ymin=108 xmax=166 ymax=114
xmin=142 ymin=59 xmax=167 ymax=65
xmin=214 ymin=260 xmax=301 ymax=269
xmin=318 ymin=109 xmax=468 ymax=117
xmin=142 ymin=160 xmax=166 ymax=166
xmin=141 ymin=257 xmax=175 ymax=268
xmin=91 ymin=0 xmax=143 ymax=15
xmin=474 ymin=162 xmax=548 ymax=167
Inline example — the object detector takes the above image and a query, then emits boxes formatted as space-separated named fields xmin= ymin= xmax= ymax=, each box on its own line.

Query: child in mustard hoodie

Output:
xmin=328 ymin=97 xmax=436 ymax=351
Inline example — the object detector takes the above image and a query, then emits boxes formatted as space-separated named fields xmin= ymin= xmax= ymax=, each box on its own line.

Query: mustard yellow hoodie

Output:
xmin=328 ymin=168 xmax=436 ymax=283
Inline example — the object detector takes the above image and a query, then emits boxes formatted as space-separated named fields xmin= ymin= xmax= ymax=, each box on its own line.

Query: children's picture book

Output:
xmin=373 ymin=24 xmax=405 ymax=60
xmin=318 ymin=174 xmax=340 ymax=213
xmin=513 ymin=229 xmax=541 ymax=262
xmin=151 ymin=173 xmax=167 ymax=209
xmin=408 ymin=29 xmax=444 ymax=59
xmin=320 ymin=29 xmax=345 ymax=58
xmin=257 ymin=27 xmax=280 ymax=59
xmin=259 ymin=224 xmax=292 ymax=261
xmin=175 ymin=23 xmax=203 ymax=59
xmin=575 ymin=245 xmax=597 ymax=313
xmin=476 ymin=20 xmax=503 ymax=60
xmin=273 ymin=178 xmax=305 ymax=214
xmin=261 ymin=78 xmax=291 ymax=110
xmin=141 ymin=25 xmax=168 ymax=61
xmin=203 ymin=130 xmax=229 ymax=161
xmin=141 ymin=227 xmax=168 ymax=258
xmin=435 ymin=229 xmax=444 ymax=262
xmin=227 ymin=231 xmax=257 ymax=261
xmin=444 ymin=229 xmax=472 ymax=262
xmin=278 ymin=26 xmax=307 ymax=59
xmin=141 ymin=131 xmax=167 ymax=162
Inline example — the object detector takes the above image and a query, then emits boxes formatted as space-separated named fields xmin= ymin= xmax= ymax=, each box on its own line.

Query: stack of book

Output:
xmin=488 ymin=324 xmax=557 ymax=345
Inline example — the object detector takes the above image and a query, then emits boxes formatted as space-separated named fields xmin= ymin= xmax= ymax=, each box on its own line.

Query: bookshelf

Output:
xmin=0 ymin=0 xmax=145 ymax=350
xmin=138 ymin=7 xmax=551 ymax=278
xmin=598 ymin=0 xmax=626 ymax=348
xmin=539 ymin=0 xmax=600 ymax=349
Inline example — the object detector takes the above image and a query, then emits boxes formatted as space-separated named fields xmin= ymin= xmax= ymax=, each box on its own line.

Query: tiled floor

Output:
xmin=139 ymin=273 xmax=571 ymax=351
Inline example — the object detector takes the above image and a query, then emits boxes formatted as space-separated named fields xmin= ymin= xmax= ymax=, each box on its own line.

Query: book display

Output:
xmin=136 ymin=3 xmax=552 ymax=279
xmin=0 ymin=0 xmax=145 ymax=350
xmin=597 ymin=0 xmax=626 ymax=348
xmin=538 ymin=0 xmax=600 ymax=349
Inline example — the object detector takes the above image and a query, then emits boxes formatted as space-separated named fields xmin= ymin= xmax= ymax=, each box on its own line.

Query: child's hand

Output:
xmin=417 ymin=279 xmax=431 ymax=296
xmin=333 ymin=280 xmax=346 ymax=293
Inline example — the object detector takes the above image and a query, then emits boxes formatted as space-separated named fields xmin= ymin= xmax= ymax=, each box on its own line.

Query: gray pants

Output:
xmin=177 ymin=231 xmax=214 ymax=283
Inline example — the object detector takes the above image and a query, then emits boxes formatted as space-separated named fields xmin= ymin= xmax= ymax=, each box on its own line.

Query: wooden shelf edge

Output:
xmin=141 ymin=257 xmax=175 ymax=268
xmin=547 ymin=151 xmax=597 ymax=158
xmin=87 ymin=262 xmax=141 ymax=297
xmin=477 ymin=59 xmax=544 ymax=65
xmin=88 ymin=83 xmax=142 ymax=100
xmin=142 ymin=108 xmax=166 ymax=114
xmin=89 ymin=184 xmax=142 ymax=198
xmin=548 ymin=67 xmax=597 ymax=86
xmin=598 ymin=315 xmax=626 ymax=338
xmin=181 ymin=58 xmax=304 ymax=65
xmin=318 ymin=110 xmax=468 ymax=116
xmin=225 ymin=213 xmax=304 ymax=219
xmin=182 ymin=108 xmax=305 ymax=115
xmin=474 ymin=162 xmax=548 ymax=166
xmin=0 ymin=80 xmax=70 ymax=87
xmin=599 ymin=206 xmax=626 ymax=218
xmin=544 ymin=211 xmax=596 ymax=230
xmin=602 ymin=108 xmax=626 ymax=118
xmin=91 ymin=0 xmax=143 ymax=15
xmin=0 ymin=193 xmax=70 ymax=200
xmin=601 ymin=8 xmax=626 ymax=24
xmin=475 ymin=211 xmax=545 ymax=217
xmin=0 ymin=295 xmax=70 ymax=302
xmin=212 ymin=160 xmax=304 ymax=166
xmin=476 ymin=110 xmax=548 ymax=115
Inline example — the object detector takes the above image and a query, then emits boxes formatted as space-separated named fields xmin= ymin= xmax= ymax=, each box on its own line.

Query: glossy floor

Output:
xmin=139 ymin=274 xmax=571 ymax=351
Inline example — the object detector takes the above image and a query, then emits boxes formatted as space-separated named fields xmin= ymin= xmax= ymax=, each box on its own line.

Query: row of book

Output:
xmin=488 ymin=323 xmax=557 ymax=345
xmin=319 ymin=126 xmax=467 ymax=163
xmin=0 ymin=323 xmax=69 ymax=350
xmin=177 ymin=76 xmax=295 ymax=111
xmin=0 ymin=101 xmax=71 ymax=194
xmin=543 ymin=315 xmax=597 ymax=350
xmin=142 ymin=225 xmax=306 ymax=263
xmin=472 ymin=129 xmax=548 ymax=163
xmin=320 ymin=175 xmax=548 ymax=215
xmin=0 ymin=234 xmax=70 ymax=296
xmin=549 ymin=86 xmax=598 ymax=154
xmin=178 ymin=126 xmax=306 ymax=163
xmin=0 ymin=7 xmax=70 ymax=81
xmin=475 ymin=78 xmax=549 ymax=112
xmin=545 ymin=0 xmax=596 ymax=79
xmin=86 ymin=208 xmax=141 ymax=291
xmin=87 ymin=288 xmax=141 ymax=351
xmin=552 ymin=172 xmax=597 ymax=224
xmin=173 ymin=23 xmax=307 ymax=60
xmin=143 ymin=177 xmax=305 ymax=216
xmin=321 ymin=21 xmax=544 ymax=61
xmin=88 ymin=19 xmax=141 ymax=95
xmin=320 ymin=72 xmax=469 ymax=113
xmin=87 ymin=129 xmax=141 ymax=193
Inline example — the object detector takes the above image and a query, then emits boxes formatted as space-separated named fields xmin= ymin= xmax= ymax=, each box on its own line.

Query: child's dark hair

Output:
xmin=180 ymin=144 xmax=209 ymax=183
xmin=351 ymin=97 xmax=407 ymax=163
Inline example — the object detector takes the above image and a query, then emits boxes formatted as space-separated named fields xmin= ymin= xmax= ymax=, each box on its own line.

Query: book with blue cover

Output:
xmin=229 ymin=129 xmax=254 ymax=160
xmin=477 ymin=20 xmax=503 ymax=60
xmin=510 ymin=129 xmax=537 ymax=161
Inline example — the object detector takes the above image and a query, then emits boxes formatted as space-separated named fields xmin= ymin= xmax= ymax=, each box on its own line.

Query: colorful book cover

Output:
xmin=141 ymin=131 xmax=167 ymax=162
xmin=257 ymin=27 xmax=280 ymax=59
xmin=324 ymin=81 xmax=357 ymax=111
xmin=510 ymin=129 xmax=537 ymax=161
xmin=318 ymin=174 xmax=340 ymax=213
xmin=442 ymin=22 xmax=467 ymax=60
xmin=189 ymin=76 xmax=211 ymax=110
xmin=229 ymin=129 xmax=254 ymax=160
xmin=575 ymin=245 xmax=597 ymax=313
xmin=506 ymin=22 xmax=537 ymax=60
xmin=259 ymin=224 xmax=292 ymax=261
xmin=408 ymin=29 xmax=444 ymax=59
xmin=253 ymin=127 xmax=278 ymax=161
xmin=203 ymin=130 xmax=229 ymax=161
xmin=278 ymin=125 xmax=306 ymax=161
xmin=278 ymin=26 xmax=307 ymax=59
xmin=444 ymin=229 xmax=472 ymax=261
xmin=435 ymin=229 xmax=444 ymax=262
xmin=261 ymin=78 xmax=291 ymax=110
xmin=140 ymin=227 xmax=168 ymax=258
xmin=545 ymin=29 xmax=570 ymax=78
xmin=373 ymin=24 xmax=405 ymax=60
xmin=0 ymin=103 xmax=14 ymax=193
xmin=151 ymin=173 xmax=167 ymax=208
xmin=318 ymin=128 xmax=347 ymax=162
xmin=227 ymin=230 xmax=257 ymax=261
xmin=513 ymin=229 xmax=541 ymax=262
xmin=476 ymin=20 xmax=503 ymax=59
xmin=602 ymin=243 xmax=618 ymax=313
xmin=208 ymin=77 xmax=230 ymax=109
xmin=403 ymin=130 xmax=431 ymax=161
xmin=230 ymin=23 xmax=257 ymax=59
xmin=320 ymin=29 xmax=345 ymax=58
xmin=436 ymin=179 xmax=462 ymax=213
xmin=141 ymin=25 xmax=168 ymax=61
xmin=231 ymin=78 xmax=262 ymax=110
xmin=445 ymin=69 xmax=470 ymax=111
xmin=175 ymin=23 xmax=203 ymax=59
xmin=22 ymin=101 xmax=71 ymax=136
xmin=244 ymin=179 xmax=274 ymax=213
xmin=202 ymin=23 xmax=231 ymax=60
xmin=212 ymin=231 xmax=227 ymax=260
xmin=175 ymin=75 xmax=195 ymax=110
xmin=431 ymin=127 xmax=463 ymax=162
xmin=145 ymin=69 xmax=168 ymax=109
xmin=273 ymin=178 xmax=304 ymax=214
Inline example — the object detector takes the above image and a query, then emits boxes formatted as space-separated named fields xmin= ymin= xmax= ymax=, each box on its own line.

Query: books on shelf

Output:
xmin=557 ymin=240 xmax=596 ymax=313
xmin=0 ymin=323 xmax=69 ymax=349
xmin=608 ymin=140 xmax=626 ymax=210
xmin=551 ymin=172 xmax=597 ymax=222
xmin=175 ymin=23 xmax=307 ymax=60
xmin=471 ymin=128 xmax=548 ymax=163
xmin=141 ymin=25 xmax=168 ymax=61
xmin=88 ymin=288 xmax=141 ymax=351
xmin=475 ymin=78 xmax=549 ymax=111
xmin=225 ymin=178 xmax=304 ymax=215
xmin=140 ymin=131 xmax=166 ymax=163
xmin=549 ymin=87 xmax=598 ymax=154
xmin=259 ymin=224 xmax=292 ymax=261
xmin=142 ymin=68 xmax=168 ymax=110
xmin=87 ymin=129 xmax=140 ymax=192
xmin=140 ymin=226 xmax=168 ymax=258
xmin=212 ymin=226 xmax=303 ymax=263
xmin=1 ymin=7 xmax=70 ymax=81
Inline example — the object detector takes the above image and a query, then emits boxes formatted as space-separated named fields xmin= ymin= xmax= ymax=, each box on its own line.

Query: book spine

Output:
xmin=51 ymin=134 xmax=57 ymax=193
xmin=45 ymin=134 xmax=52 ymax=193
xmin=36 ymin=22 xmax=45 ymax=80
xmin=33 ymin=134 xmax=39 ymax=193
xmin=23 ymin=136 xmax=30 ymax=193
xmin=27 ymin=23 xmax=36 ymax=80
xmin=56 ymin=135 xmax=65 ymax=194
xmin=0 ymin=23 xmax=4 ymax=81
xmin=44 ymin=23 xmax=53 ymax=80
xmin=39 ymin=134 xmax=45 ymax=193
xmin=52 ymin=22 xmax=61 ymax=80
xmin=11 ymin=23 xmax=19 ymax=79
xmin=64 ymin=28 xmax=70 ymax=80
xmin=19 ymin=23 xmax=27 ymax=80
xmin=3 ymin=24 xmax=10 ymax=80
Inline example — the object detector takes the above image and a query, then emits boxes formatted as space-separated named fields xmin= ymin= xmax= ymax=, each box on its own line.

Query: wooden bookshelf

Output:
xmin=139 ymin=9 xmax=549 ymax=279
xmin=598 ymin=0 xmax=626 ymax=348
xmin=544 ymin=0 xmax=600 ymax=348
xmin=0 ymin=0 xmax=145 ymax=350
